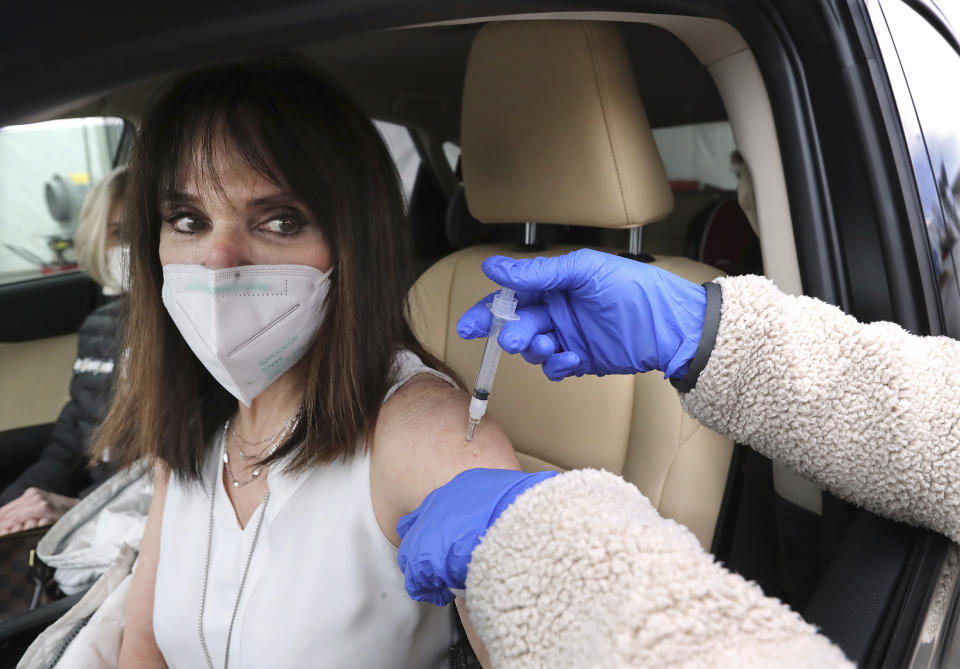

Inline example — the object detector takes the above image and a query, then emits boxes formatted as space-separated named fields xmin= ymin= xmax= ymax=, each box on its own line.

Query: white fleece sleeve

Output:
xmin=465 ymin=469 xmax=853 ymax=668
xmin=680 ymin=275 xmax=960 ymax=542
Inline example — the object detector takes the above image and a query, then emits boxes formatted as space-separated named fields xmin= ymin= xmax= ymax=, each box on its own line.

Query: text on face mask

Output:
xmin=260 ymin=334 xmax=302 ymax=380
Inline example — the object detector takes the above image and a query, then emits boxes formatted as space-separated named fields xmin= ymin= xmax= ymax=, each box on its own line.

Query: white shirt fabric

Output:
xmin=153 ymin=351 xmax=456 ymax=669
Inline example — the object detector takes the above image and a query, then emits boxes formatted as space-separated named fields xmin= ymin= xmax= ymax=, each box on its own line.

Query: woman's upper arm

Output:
xmin=371 ymin=374 xmax=521 ymax=545
xmin=118 ymin=463 xmax=169 ymax=668
xmin=371 ymin=375 xmax=516 ymax=669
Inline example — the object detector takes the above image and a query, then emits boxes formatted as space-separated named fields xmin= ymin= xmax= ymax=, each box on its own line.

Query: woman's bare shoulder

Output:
xmin=372 ymin=373 xmax=520 ymax=519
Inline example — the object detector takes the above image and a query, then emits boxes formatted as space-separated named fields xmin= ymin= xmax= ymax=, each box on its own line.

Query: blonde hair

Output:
xmin=74 ymin=166 xmax=129 ymax=292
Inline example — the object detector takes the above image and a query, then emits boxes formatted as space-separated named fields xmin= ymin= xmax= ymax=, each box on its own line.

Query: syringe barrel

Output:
xmin=467 ymin=286 xmax=518 ymax=430
xmin=472 ymin=318 xmax=506 ymax=397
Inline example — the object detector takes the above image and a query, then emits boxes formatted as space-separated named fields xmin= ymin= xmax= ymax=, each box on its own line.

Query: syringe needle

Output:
xmin=466 ymin=418 xmax=480 ymax=441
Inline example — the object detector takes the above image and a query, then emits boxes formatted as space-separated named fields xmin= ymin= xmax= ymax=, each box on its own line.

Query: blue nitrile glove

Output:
xmin=396 ymin=468 xmax=558 ymax=606
xmin=456 ymin=249 xmax=707 ymax=381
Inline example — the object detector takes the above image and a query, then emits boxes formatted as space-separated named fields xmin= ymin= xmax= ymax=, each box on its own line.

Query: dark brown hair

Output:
xmin=94 ymin=57 xmax=454 ymax=481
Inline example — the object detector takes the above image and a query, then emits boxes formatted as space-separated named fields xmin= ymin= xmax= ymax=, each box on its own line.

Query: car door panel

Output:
xmin=0 ymin=273 xmax=99 ymax=343
xmin=0 ymin=336 xmax=75 ymax=432
xmin=0 ymin=272 xmax=99 ymax=484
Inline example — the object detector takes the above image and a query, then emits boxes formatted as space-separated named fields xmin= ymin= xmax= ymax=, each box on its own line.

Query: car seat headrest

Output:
xmin=445 ymin=184 xmax=524 ymax=249
xmin=461 ymin=20 xmax=674 ymax=229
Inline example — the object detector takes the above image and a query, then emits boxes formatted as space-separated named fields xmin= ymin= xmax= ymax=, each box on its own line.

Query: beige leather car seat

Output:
xmin=409 ymin=20 xmax=734 ymax=550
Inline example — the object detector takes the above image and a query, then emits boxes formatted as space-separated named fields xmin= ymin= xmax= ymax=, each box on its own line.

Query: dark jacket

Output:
xmin=0 ymin=299 xmax=120 ymax=506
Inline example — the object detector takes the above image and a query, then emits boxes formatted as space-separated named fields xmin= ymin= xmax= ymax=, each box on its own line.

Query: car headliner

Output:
xmin=3 ymin=1 xmax=727 ymax=135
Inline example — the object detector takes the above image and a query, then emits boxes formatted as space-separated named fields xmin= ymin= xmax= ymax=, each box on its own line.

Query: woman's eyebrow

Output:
xmin=161 ymin=190 xmax=200 ymax=206
xmin=159 ymin=190 xmax=306 ymax=210
xmin=248 ymin=193 xmax=304 ymax=208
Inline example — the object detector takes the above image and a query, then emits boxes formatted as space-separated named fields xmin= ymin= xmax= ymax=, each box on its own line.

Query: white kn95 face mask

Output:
xmin=161 ymin=264 xmax=333 ymax=406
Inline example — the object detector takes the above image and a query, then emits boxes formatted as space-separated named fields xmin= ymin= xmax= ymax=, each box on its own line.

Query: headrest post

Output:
xmin=514 ymin=221 xmax=546 ymax=253
xmin=629 ymin=226 xmax=642 ymax=256
xmin=524 ymin=222 xmax=538 ymax=246
xmin=621 ymin=226 xmax=654 ymax=263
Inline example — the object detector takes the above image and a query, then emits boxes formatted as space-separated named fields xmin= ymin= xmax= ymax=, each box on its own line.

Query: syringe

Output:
xmin=466 ymin=286 xmax=519 ymax=441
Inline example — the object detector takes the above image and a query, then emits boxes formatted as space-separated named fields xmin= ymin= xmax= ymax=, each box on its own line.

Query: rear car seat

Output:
xmin=686 ymin=193 xmax=763 ymax=276
xmin=409 ymin=20 xmax=734 ymax=549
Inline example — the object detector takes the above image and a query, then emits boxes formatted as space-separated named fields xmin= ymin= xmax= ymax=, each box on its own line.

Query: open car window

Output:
xmin=0 ymin=117 xmax=126 ymax=286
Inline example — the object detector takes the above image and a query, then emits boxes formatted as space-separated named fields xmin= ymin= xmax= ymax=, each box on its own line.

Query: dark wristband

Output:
xmin=671 ymin=281 xmax=722 ymax=394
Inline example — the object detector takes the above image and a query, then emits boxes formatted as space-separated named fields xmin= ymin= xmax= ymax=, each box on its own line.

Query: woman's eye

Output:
xmin=166 ymin=214 xmax=205 ymax=234
xmin=261 ymin=216 xmax=304 ymax=236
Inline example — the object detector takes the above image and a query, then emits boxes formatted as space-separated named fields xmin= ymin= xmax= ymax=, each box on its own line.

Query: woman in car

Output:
xmin=398 ymin=247 xmax=960 ymax=667
xmin=98 ymin=58 xmax=521 ymax=668
xmin=0 ymin=166 xmax=128 ymax=536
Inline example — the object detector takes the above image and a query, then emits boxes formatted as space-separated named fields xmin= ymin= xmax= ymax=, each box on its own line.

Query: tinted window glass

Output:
xmin=443 ymin=141 xmax=460 ymax=174
xmin=652 ymin=121 xmax=737 ymax=190
xmin=374 ymin=120 xmax=421 ymax=207
xmin=0 ymin=117 xmax=124 ymax=285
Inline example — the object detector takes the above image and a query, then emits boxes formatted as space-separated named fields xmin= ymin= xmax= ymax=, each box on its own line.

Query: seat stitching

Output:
xmin=583 ymin=22 xmax=631 ymax=226
xmin=656 ymin=403 xmax=694 ymax=513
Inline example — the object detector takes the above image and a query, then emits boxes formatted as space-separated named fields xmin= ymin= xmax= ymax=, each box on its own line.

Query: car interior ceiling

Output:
xmin=3 ymin=11 xmax=876 ymax=661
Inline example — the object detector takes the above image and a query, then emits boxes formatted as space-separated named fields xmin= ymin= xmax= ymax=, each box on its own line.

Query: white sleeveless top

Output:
xmin=154 ymin=351 xmax=455 ymax=669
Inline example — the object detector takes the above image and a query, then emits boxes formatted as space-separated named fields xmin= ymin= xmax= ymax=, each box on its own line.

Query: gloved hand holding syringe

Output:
xmin=466 ymin=286 xmax=519 ymax=440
